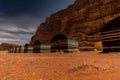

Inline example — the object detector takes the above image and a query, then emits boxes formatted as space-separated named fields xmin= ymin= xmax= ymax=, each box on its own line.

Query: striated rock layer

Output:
xmin=30 ymin=0 xmax=120 ymax=47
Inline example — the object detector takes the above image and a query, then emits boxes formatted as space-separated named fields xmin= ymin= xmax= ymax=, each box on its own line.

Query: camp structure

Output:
xmin=8 ymin=48 xmax=14 ymax=53
xmin=51 ymin=34 xmax=79 ymax=52
xmin=33 ymin=40 xmax=51 ymax=53
xmin=9 ymin=44 xmax=34 ymax=53
xmin=101 ymin=16 xmax=120 ymax=53
xmin=9 ymin=47 xmax=17 ymax=53
xmin=9 ymin=46 xmax=24 ymax=53
xmin=8 ymin=34 xmax=78 ymax=53
xmin=24 ymin=44 xmax=33 ymax=53
xmin=8 ymin=41 xmax=51 ymax=53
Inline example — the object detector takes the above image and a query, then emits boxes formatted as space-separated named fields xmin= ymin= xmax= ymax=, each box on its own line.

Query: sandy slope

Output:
xmin=0 ymin=51 xmax=120 ymax=80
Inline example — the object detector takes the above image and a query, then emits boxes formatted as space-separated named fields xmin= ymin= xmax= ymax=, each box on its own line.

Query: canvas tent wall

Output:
xmin=101 ymin=16 xmax=120 ymax=53
xmin=8 ymin=41 xmax=50 ymax=53
xmin=33 ymin=40 xmax=51 ymax=53
xmin=24 ymin=44 xmax=33 ymax=53
xmin=51 ymin=34 xmax=78 ymax=52
xmin=9 ymin=45 xmax=33 ymax=53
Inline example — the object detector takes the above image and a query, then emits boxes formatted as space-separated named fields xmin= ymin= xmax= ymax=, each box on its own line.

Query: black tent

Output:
xmin=33 ymin=40 xmax=51 ymax=53
xmin=101 ymin=16 xmax=120 ymax=53
xmin=51 ymin=34 xmax=78 ymax=52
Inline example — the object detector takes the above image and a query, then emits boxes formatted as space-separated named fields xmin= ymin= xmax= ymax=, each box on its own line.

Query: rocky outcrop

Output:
xmin=30 ymin=0 xmax=120 ymax=46
xmin=0 ymin=43 xmax=18 ymax=50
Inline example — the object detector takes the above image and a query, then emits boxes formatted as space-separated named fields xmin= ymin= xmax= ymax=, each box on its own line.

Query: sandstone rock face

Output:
xmin=0 ymin=43 xmax=18 ymax=50
xmin=30 ymin=0 xmax=120 ymax=47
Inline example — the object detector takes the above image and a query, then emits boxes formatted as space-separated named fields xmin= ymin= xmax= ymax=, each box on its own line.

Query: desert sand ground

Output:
xmin=0 ymin=51 xmax=120 ymax=80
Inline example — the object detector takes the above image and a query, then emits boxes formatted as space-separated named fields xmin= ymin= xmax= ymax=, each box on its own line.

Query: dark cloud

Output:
xmin=0 ymin=0 xmax=75 ymax=44
xmin=0 ymin=13 xmax=41 ymax=44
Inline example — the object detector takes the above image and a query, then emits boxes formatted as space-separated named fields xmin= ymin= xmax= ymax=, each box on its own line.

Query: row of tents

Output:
xmin=8 ymin=35 xmax=79 ymax=53
xmin=8 ymin=44 xmax=51 ymax=53
xmin=9 ymin=16 xmax=120 ymax=53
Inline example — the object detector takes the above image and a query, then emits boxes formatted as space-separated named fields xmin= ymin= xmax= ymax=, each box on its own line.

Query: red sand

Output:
xmin=0 ymin=51 xmax=120 ymax=80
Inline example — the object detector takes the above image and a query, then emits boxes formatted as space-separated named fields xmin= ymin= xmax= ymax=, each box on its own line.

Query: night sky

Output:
xmin=0 ymin=0 xmax=75 ymax=45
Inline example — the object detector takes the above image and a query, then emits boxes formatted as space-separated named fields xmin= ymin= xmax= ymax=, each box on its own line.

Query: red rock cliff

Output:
xmin=30 ymin=0 xmax=120 ymax=46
